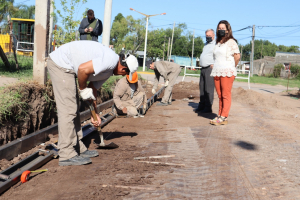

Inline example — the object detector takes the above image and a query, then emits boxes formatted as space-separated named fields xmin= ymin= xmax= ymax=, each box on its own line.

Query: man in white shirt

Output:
xmin=47 ymin=41 xmax=138 ymax=166
xmin=196 ymin=29 xmax=215 ymax=113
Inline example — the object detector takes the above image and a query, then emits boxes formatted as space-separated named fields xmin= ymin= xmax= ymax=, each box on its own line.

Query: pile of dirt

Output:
xmin=172 ymin=81 xmax=200 ymax=99
xmin=232 ymin=87 xmax=288 ymax=109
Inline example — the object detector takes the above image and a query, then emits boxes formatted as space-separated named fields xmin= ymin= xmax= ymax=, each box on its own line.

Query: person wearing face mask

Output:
xmin=195 ymin=29 xmax=216 ymax=113
xmin=210 ymin=20 xmax=240 ymax=125
xmin=79 ymin=9 xmax=103 ymax=41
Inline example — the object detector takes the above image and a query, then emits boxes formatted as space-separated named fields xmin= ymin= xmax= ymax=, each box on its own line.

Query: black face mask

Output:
xmin=88 ymin=17 xmax=95 ymax=23
xmin=218 ymin=30 xmax=226 ymax=38
xmin=206 ymin=37 xmax=212 ymax=43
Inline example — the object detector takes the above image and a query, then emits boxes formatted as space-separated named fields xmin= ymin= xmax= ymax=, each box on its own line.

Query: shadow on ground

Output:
xmin=233 ymin=140 xmax=258 ymax=151
xmin=188 ymin=102 xmax=218 ymax=120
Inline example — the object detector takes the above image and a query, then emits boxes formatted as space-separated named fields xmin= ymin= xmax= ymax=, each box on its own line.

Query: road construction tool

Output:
xmin=20 ymin=169 xmax=48 ymax=183
xmin=87 ymin=101 xmax=119 ymax=149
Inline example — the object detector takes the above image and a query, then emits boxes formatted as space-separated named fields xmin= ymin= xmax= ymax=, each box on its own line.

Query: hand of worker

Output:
xmin=122 ymin=107 xmax=127 ymax=114
xmin=210 ymin=64 xmax=214 ymax=69
xmin=91 ymin=114 xmax=101 ymax=127
xmin=152 ymin=88 xmax=156 ymax=94
xmin=89 ymin=27 xmax=93 ymax=32
xmin=164 ymin=80 xmax=169 ymax=87
xmin=84 ymin=28 xmax=88 ymax=33
xmin=79 ymin=88 xmax=96 ymax=101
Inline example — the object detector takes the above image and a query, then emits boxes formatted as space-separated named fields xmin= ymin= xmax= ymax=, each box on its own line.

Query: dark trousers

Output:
xmin=199 ymin=67 xmax=214 ymax=109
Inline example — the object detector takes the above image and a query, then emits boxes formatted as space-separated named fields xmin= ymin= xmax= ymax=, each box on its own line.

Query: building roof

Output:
xmin=276 ymin=51 xmax=300 ymax=56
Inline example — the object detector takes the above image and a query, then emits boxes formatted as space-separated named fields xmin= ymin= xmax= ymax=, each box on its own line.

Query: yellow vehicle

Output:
xmin=0 ymin=18 xmax=34 ymax=56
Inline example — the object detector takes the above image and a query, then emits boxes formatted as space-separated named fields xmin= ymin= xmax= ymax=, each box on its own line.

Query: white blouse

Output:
xmin=211 ymin=39 xmax=240 ymax=77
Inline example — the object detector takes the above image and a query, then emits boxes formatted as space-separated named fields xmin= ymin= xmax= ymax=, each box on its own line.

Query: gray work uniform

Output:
xmin=48 ymin=41 xmax=119 ymax=161
xmin=153 ymin=61 xmax=181 ymax=104
xmin=113 ymin=77 xmax=147 ymax=116
xmin=78 ymin=18 xmax=103 ymax=41
xmin=199 ymin=40 xmax=215 ymax=109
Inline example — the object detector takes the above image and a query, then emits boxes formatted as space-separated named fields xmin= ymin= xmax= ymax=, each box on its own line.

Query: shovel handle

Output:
xmin=90 ymin=108 xmax=101 ymax=131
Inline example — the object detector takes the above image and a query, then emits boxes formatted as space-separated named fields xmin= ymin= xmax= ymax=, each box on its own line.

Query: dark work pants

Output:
xmin=199 ymin=67 xmax=215 ymax=109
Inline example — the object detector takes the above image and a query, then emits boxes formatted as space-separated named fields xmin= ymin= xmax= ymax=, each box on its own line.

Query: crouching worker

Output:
xmin=113 ymin=72 xmax=147 ymax=118
xmin=47 ymin=40 xmax=138 ymax=166
xmin=149 ymin=61 xmax=181 ymax=106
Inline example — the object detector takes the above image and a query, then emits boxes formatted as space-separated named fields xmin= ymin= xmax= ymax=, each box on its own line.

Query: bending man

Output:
xmin=48 ymin=40 xmax=138 ymax=166
xmin=113 ymin=72 xmax=147 ymax=118
xmin=149 ymin=61 xmax=181 ymax=106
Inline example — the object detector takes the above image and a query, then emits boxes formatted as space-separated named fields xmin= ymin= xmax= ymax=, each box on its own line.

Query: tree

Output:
xmin=52 ymin=0 xmax=87 ymax=46
xmin=13 ymin=5 xmax=35 ymax=19
xmin=110 ymin=13 xmax=128 ymax=49
xmin=0 ymin=0 xmax=18 ymax=23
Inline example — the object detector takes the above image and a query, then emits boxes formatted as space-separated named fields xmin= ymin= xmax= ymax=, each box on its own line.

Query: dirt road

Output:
xmin=1 ymin=82 xmax=300 ymax=199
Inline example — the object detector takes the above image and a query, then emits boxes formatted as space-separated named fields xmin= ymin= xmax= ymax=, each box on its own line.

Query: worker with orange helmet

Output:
xmin=113 ymin=71 xmax=147 ymax=118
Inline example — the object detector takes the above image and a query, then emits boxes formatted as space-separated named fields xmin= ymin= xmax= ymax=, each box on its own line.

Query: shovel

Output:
xmin=87 ymin=101 xmax=119 ymax=149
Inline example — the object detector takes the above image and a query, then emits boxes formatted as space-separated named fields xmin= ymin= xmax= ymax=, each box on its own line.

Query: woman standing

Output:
xmin=210 ymin=20 xmax=240 ymax=125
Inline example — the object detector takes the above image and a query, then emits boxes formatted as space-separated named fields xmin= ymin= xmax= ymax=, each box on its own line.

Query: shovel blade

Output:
xmin=94 ymin=141 xmax=119 ymax=149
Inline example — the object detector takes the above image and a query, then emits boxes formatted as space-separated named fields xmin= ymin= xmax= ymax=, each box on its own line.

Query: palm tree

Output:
xmin=14 ymin=5 xmax=35 ymax=19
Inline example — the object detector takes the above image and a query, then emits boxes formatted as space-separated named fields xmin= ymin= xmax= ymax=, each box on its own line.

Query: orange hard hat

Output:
xmin=126 ymin=72 xmax=138 ymax=83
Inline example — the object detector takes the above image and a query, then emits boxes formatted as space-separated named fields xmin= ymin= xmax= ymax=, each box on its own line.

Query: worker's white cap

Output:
xmin=123 ymin=54 xmax=138 ymax=81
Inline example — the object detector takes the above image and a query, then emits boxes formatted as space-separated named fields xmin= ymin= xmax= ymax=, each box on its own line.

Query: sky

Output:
xmin=16 ymin=0 xmax=300 ymax=49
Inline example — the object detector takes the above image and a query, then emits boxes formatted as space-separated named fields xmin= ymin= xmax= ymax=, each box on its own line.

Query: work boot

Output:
xmin=59 ymin=155 xmax=92 ymax=166
xmin=168 ymin=102 xmax=172 ymax=105
xmin=80 ymin=150 xmax=99 ymax=158
xmin=156 ymin=102 xmax=168 ymax=106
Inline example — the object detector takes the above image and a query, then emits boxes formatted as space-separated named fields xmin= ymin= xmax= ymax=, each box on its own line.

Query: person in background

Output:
xmin=113 ymin=72 xmax=147 ymax=118
xmin=195 ymin=29 xmax=215 ymax=113
xmin=79 ymin=9 xmax=103 ymax=41
xmin=149 ymin=61 xmax=181 ymax=106
xmin=210 ymin=20 xmax=240 ymax=125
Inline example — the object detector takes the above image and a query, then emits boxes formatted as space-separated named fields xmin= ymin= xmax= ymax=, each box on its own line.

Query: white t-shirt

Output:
xmin=211 ymin=39 xmax=240 ymax=77
xmin=49 ymin=41 xmax=119 ymax=89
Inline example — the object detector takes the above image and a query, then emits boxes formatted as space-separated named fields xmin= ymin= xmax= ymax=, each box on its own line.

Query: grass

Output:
xmin=0 ymin=85 xmax=29 ymax=124
xmin=0 ymin=54 xmax=33 ymax=80
xmin=235 ymin=74 xmax=300 ymax=88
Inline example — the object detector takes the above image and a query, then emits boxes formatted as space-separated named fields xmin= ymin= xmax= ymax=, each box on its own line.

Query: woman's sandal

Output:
xmin=210 ymin=116 xmax=220 ymax=124
xmin=211 ymin=116 xmax=228 ymax=126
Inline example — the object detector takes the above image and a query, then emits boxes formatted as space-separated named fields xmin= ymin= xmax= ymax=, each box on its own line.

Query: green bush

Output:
xmin=273 ymin=64 xmax=284 ymax=78
xmin=290 ymin=64 xmax=300 ymax=79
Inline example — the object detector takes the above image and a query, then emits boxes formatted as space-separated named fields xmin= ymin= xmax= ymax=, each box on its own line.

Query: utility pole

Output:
xmin=33 ymin=0 xmax=50 ymax=85
xmin=240 ymin=45 xmax=243 ymax=65
xmin=191 ymin=29 xmax=195 ymax=66
xmin=260 ymin=40 xmax=263 ymax=60
xmin=102 ymin=0 xmax=112 ymax=47
xmin=167 ymin=37 xmax=170 ymax=61
xmin=169 ymin=21 xmax=175 ymax=61
xmin=251 ymin=25 xmax=255 ymax=77
xmin=163 ymin=36 xmax=166 ymax=61
xmin=48 ymin=0 xmax=54 ymax=53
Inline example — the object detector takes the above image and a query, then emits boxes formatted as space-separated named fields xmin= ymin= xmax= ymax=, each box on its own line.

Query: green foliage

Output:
xmin=273 ymin=64 xmax=284 ymax=78
xmin=235 ymin=75 xmax=300 ymax=88
xmin=0 ymin=86 xmax=28 ymax=124
xmin=13 ymin=5 xmax=35 ymax=19
xmin=239 ymin=40 xmax=300 ymax=61
xmin=52 ymin=0 xmax=87 ymax=46
xmin=290 ymin=64 xmax=300 ymax=79
xmin=0 ymin=54 xmax=33 ymax=79
xmin=0 ymin=0 xmax=18 ymax=23
xmin=110 ymin=16 xmax=204 ymax=59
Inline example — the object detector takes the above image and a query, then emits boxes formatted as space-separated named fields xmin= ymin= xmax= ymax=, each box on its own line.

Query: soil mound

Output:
xmin=172 ymin=81 xmax=200 ymax=99
xmin=232 ymin=87 xmax=287 ymax=110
